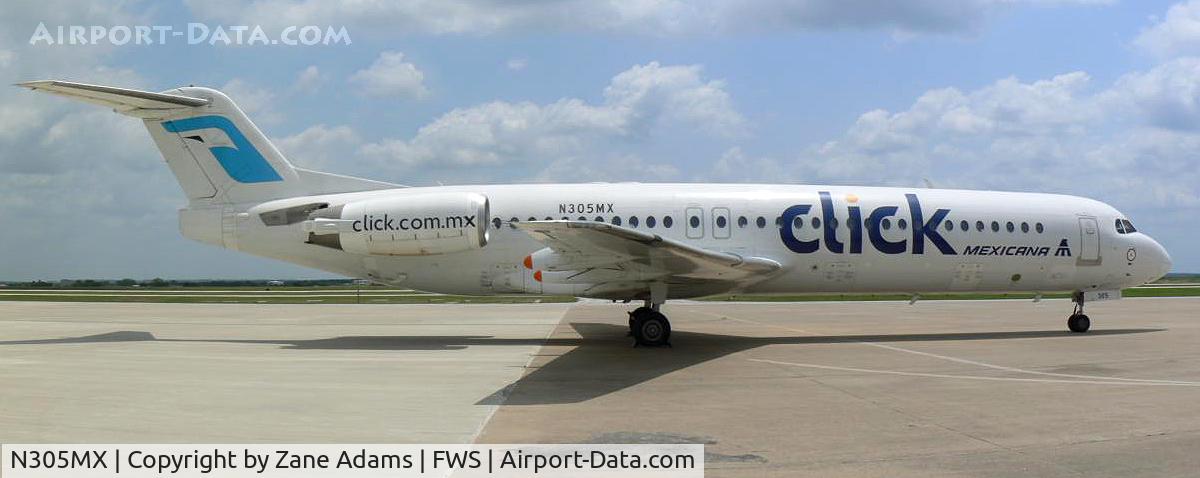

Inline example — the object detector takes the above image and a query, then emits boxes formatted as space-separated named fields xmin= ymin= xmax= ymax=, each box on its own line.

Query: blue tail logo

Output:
xmin=162 ymin=115 xmax=282 ymax=183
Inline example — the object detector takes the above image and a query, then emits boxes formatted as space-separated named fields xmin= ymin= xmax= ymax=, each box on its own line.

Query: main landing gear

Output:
xmin=628 ymin=302 xmax=671 ymax=347
xmin=1068 ymin=291 xmax=1091 ymax=333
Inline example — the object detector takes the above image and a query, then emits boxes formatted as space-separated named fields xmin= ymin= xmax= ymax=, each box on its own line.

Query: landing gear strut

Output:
xmin=628 ymin=305 xmax=671 ymax=347
xmin=1068 ymin=291 xmax=1091 ymax=333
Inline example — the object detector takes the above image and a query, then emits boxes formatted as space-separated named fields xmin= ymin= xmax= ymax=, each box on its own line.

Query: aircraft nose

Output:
xmin=1142 ymin=236 xmax=1172 ymax=283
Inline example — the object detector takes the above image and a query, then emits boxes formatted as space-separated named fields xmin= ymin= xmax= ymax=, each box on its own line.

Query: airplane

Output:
xmin=20 ymin=80 xmax=1173 ymax=347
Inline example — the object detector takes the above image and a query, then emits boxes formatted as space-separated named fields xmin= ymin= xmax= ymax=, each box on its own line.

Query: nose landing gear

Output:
xmin=1068 ymin=291 xmax=1091 ymax=333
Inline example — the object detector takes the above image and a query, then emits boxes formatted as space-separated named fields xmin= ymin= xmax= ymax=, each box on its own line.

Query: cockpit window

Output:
xmin=1122 ymin=219 xmax=1137 ymax=233
xmin=1115 ymin=219 xmax=1126 ymax=234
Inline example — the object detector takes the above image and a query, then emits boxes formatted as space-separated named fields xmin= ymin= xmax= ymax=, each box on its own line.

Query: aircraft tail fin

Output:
xmin=19 ymin=80 xmax=400 ymax=204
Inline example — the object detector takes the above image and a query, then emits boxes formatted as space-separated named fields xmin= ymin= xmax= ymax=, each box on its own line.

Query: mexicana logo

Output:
xmin=162 ymin=115 xmax=283 ymax=183
xmin=1055 ymin=239 xmax=1072 ymax=257
xmin=780 ymin=192 xmax=955 ymax=255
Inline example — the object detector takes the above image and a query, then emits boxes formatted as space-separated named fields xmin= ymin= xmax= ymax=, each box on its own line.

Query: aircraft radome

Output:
xmin=21 ymin=80 xmax=1172 ymax=346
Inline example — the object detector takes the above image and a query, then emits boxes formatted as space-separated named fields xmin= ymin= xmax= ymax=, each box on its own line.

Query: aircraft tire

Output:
xmin=628 ymin=307 xmax=652 ymax=337
xmin=1067 ymin=314 xmax=1091 ymax=333
xmin=632 ymin=310 xmax=671 ymax=347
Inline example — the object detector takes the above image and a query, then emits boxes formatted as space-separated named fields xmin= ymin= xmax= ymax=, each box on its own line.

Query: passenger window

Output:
xmin=561 ymin=216 xmax=568 ymax=220
xmin=991 ymin=221 xmax=1000 ymax=232
xmin=629 ymin=216 xmax=639 ymax=227
xmin=775 ymin=217 xmax=782 ymax=227
xmin=716 ymin=216 xmax=727 ymax=228
xmin=510 ymin=217 xmax=519 ymax=223
xmin=945 ymin=220 xmax=953 ymax=231
xmin=812 ymin=217 xmax=821 ymax=229
xmin=1006 ymin=221 xmax=1014 ymax=233
xmin=611 ymin=216 xmax=622 ymax=226
xmin=1021 ymin=222 xmax=1029 ymax=233
xmin=544 ymin=217 xmax=552 ymax=221
xmin=737 ymin=216 xmax=748 ymax=228
xmin=663 ymin=216 xmax=674 ymax=228
xmin=830 ymin=217 xmax=839 ymax=229
xmin=976 ymin=221 xmax=985 ymax=232
xmin=647 ymin=216 xmax=657 ymax=228
xmin=492 ymin=217 xmax=502 ymax=229
xmin=1035 ymin=222 xmax=1044 ymax=233
xmin=793 ymin=216 xmax=804 ymax=229
xmin=960 ymin=220 xmax=969 ymax=232
xmin=578 ymin=216 xmax=586 ymax=221
xmin=882 ymin=218 xmax=892 ymax=230
xmin=690 ymin=215 xmax=701 ymax=228
xmin=898 ymin=218 xmax=908 ymax=230
xmin=527 ymin=217 xmax=536 ymax=222
xmin=757 ymin=217 xmax=766 ymax=228
xmin=595 ymin=216 xmax=604 ymax=222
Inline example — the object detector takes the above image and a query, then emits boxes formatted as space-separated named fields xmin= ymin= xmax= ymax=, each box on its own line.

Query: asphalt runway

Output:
xmin=3 ymin=298 xmax=1199 ymax=477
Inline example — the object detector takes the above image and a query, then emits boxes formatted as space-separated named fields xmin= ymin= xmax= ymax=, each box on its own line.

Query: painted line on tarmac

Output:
xmin=750 ymin=358 xmax=1200 ymax=387
xmin=468 ymin=304 xmax=572 ymax=444
xmin=697 ymin=311 xmax=1197 ymax=385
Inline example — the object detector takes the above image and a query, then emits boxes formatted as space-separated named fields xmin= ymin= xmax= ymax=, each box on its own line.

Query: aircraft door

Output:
xmin=1078 ymin=216 xmax=1101 ymax=265
xmin=712 ymin=207 xmax=731 ymax=239
xmin=685 ymin=207 xmax=705 ymax=239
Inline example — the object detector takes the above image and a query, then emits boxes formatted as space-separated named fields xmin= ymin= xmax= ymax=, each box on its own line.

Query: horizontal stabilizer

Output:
xmin=17 ymin=80 xmax=209 ymax=115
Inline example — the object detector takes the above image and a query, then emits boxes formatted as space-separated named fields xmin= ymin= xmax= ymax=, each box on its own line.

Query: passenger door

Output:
xmin=1077 ymin=216 xmax=1101 ymax=265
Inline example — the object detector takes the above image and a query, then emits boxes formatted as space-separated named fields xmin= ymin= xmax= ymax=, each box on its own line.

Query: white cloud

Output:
xmin=534 ymin=155 xmax=681 ymax=183
xmin=349 ymin=51 xmax=428 ymax=99
xmin=1135 ymin=0 xmax=1200 ymax=58
xmin=1110 ymin=57 xmax=1200 ymax=131
xmin=353 ymin=62 xmax=742 ymax=180
xmin=0 ymin=0 xmax=326 ymax=279
xmin=276 ymin=124 xmax=361 ymax=170
xmin=186 ymin=0 xmax=1110 ymax=37
xmin=506 ymin=58 xmax=528 ymax=71
xmin=220 ymin=78 xmax=281 ymax=124
xmin=604 ymin=62 xmax=745 ymax=136
xmin=359 ymin=99 xmax=625 ymax=169
xmin=713 ymin=67 xmax=1198 ymax=212
xmin=293 ymin=65 xmax=323 ymax=93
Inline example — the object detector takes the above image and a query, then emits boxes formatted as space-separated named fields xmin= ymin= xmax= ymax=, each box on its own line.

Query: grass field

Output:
xmin=702 ymin=286 xmax=1200 ymax=302
xmin=0 ymin=288 xmax=575 ymax=304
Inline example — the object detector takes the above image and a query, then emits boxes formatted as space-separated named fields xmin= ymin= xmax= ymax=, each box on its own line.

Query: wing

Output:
xmin=514 ymin=220 xmax=781 ymax=298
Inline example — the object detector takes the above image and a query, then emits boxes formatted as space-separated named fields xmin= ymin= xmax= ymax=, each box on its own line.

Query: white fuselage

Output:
xmin=20 ymin=82 xmax=1170 ymax=302
xmin=194 ymin=183 xmax=1171 ymax=299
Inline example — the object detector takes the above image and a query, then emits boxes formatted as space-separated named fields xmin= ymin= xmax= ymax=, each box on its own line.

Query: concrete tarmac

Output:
xmin=3 ymin=298 xmax=1199 ymax=476
xmin=480 ymin=298 xmax=1200 ymax=477
xmin=0 ymin=302 xmax=570 ymax=442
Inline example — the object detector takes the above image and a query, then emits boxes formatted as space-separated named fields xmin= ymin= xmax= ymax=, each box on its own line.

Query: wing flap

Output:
xmin=514 ymin=220 xmax=781 ymax=284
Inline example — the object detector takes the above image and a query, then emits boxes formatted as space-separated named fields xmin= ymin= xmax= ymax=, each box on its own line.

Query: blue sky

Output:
xmin=2 ymin=0 xmax=1198 ymax=279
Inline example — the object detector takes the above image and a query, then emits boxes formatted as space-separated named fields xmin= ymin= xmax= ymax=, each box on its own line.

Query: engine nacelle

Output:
xmin=303 ymin=192 xmax=489 ymax=256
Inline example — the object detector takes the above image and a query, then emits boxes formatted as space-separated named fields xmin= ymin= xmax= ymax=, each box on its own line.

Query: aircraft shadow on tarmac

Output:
xmin=0 ymin=325 xmax=1163 ymax=405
